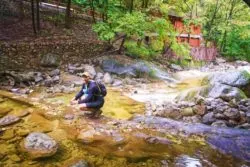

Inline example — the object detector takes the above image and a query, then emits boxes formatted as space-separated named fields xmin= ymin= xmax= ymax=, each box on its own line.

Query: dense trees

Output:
xmin=28 ymin=0 xmax=250 ymax=61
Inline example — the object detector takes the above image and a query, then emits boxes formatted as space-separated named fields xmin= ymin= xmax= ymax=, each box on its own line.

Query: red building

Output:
xmin=169 ymin=15 xmax=202 ymax=47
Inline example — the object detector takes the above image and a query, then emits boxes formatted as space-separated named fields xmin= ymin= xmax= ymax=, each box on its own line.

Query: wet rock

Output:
xmin=224 ymin=108 xmax=241 ymax=120
xmin=23 ymin=132 xmax=58 ymax=159
xmin=211 ymin=120 xmax=227 ymax=127
xmin=44 ymin=77 xmax=53 ymax=87
xmin=41 ymin=53 xmax=60 ymax=67
xmin=246 ymin=112 xmax=250 ymax=123
xmin=70 ymin=160 xmax=89 ymax=167
xmin=68 ymin=64 xmax=85 ymax=74
xmin=236 ymin=60 xmax=249 ymax=66
xmin=215 ymin=58 xmax=227 ymax=64
xmin=34 ymin=72 xmax=44 ymax=83
xmin=52 ymin=75 xmax=60 ymax=83
xmin=77 ymin=129 xmax=101 ymax=144
xmin=49 ymin=69 xmax=60 ymax=77
xmin=95 ymin=72 xmax=104 ymax=80
xmin=182 ymin=115 xmax=201 ymax=123
xmin=174 ymin=155 xmax=202 ymax=167
xmin=236 ymin=123 xmax=250 ymax=129
xmin=181 ymin=108 xmax=194 ymax=117
xmin=207 ymin=70 xmax=250 ymax=87
xmin=103 ymin=73 xmax=113 ymax=84
xmin=202 ymin=112 xmax=216 ymax=125
xmin=112 ymin=79 xmax=123 ymax=87
xmin=83 ymin=65 xmax=96 ymax=78
xmin=64 ymin=114 xmax=75 ymax=120
xmin=227 ymin=120 xmax=238 ymax=127
xmin=193 ymin=104 xmax=206 ymax=116
xmin=170 ymin=64 xmax=183 ymax=71
xmin=0 ymin=115 xmax=20 ymax=126
xmin=214 ymin=113 xmax=227 ymax=120
xmin=207 ymin=83 xmax=247 ymax=101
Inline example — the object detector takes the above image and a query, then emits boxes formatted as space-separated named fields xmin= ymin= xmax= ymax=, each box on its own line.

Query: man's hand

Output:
xmin=70 ymin=99 xmax=78 ymax=105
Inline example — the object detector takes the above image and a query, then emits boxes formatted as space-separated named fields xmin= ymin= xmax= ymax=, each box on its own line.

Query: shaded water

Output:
xmin=0 ymin=85 xmax=249 ymax=166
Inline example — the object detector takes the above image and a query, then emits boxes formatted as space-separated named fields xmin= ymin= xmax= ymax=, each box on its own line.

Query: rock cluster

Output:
xmin=148 ymin=97 xmax=250 ymax=129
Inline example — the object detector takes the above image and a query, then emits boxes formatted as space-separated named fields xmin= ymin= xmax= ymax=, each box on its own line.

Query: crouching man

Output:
xmin=70 ymin=72 xmax=106 ymax=118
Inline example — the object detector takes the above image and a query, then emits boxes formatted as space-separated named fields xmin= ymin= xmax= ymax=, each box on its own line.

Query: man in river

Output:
xmin=70 ymin=72 xmax=105 ymax=118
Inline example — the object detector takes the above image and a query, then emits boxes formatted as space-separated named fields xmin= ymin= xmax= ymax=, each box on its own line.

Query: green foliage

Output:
xmin=124 ymin=40 xmax=155 ymax=60
xmin=223 ymin=25 xmax=250 ymax=61
xmin=200 ymin=0 xmax=250 ymax=61
xmin=93 ymin=22 xmax=115 ymax=41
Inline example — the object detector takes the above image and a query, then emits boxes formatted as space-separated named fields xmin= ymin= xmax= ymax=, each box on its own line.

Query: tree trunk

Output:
xmin=31 ymin=0 xmax=37 ymax=34
xmin=118 ymin=35 xmax=127 ymax=54
xmin=90 ymin=0 xmax=96 ymax=23
xmin=36 ymin=0 xmax=40 ymax=32
xmin=130 ymin=0 xmax=134 ymax=13
xmin=65 ymin=0 xmax=71 ymax=28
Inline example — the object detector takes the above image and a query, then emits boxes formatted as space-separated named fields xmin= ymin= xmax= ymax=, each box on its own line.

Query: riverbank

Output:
xmin=0 ymin=55 xmax=250 ymax=166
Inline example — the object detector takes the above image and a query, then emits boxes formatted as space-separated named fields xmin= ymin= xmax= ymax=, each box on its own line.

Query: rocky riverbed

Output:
xmin=0 ymin=56 xmax=250 ymax=166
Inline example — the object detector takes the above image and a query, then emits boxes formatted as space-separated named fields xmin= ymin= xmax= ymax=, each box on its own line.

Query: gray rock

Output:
xmin=68 ymin=64 xmax=85 ymax=74
xmin=236 ymin=123 xmax=250 ymax=129
xmin=224 ymin=108 xmax=241 ymax=120
xmin=246 ymin=112 xmax=250 ymax=123
xmin=170 ymin=64 xmax=183 ymax=71
xmin=182 ymin=115 xmax=201 ymax=123
xmin=214 ymin=113 xmax=227 ymax=120
xmin=215 ymin=58 xmax=226 ymax=64
xmin=103 ymin=73 xmax=113 ymax=84
xmin=83 ymin=65 xmax=96 ymax=79
xmin=41 ymin=53 xmax=60 ymax=67
xmin=44 ymin=78 xmax=53 ymax=87
xmin=23 ymin=132 xmax=58 ymax=159
xmin=174 ymin=155 xmax=202 ymax=167
xmin=95 ymin=72 xmax=104 ymax=80
xmin=0 ymin=115 xmax=20 ymax=126
xmin=49 ymin=69 xmax=60 ymax=77
xmin=112 ymin=79 xmax=123 ymax=87
xmin=52 ymin=76 xmax=60 ymax=83
xmin=202 ymin=112 xmax=216 ymax=125
xmin=235 ymin=60 xmax=249 ymax=66
xmin=206 ymin=70 xmax=250 ymax=87
xmin=34 ymin=76 xmax=44 ymax=83
xmin=211 ymin=120 xmax=227 ymax=127
xmin=207 ymin=83 xmax=247 ymax=101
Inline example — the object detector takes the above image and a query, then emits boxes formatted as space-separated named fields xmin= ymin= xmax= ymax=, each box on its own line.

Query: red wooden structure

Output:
xmin=169 ymin=15 xmax=202 ymax=47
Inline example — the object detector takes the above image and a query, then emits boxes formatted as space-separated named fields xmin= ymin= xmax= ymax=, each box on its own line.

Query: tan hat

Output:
xmin=82 ymin=72 xmax=91 ymax=78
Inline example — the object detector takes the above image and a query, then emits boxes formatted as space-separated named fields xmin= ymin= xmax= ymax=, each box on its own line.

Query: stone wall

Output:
xmin=0 ymin=36 xmax=107 ymax=71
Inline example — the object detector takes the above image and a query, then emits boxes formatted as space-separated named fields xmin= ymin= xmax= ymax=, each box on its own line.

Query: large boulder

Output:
xmin=102 ymin=59 xmax=137 ymax=76
xmin=103 ymin=73 xmax=113 ymax=84
xmin=41 ymin=53 xmax=60 ymax=67
xmin=83 ymin=65 xmax=96 ymax=79
xmin=205 ymin=70 xmax=250 ymax=88
xmin=22 ymin=132 xmax=58 ymax=159
xmin=207 ymin=83 xmax=247 ymax=101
